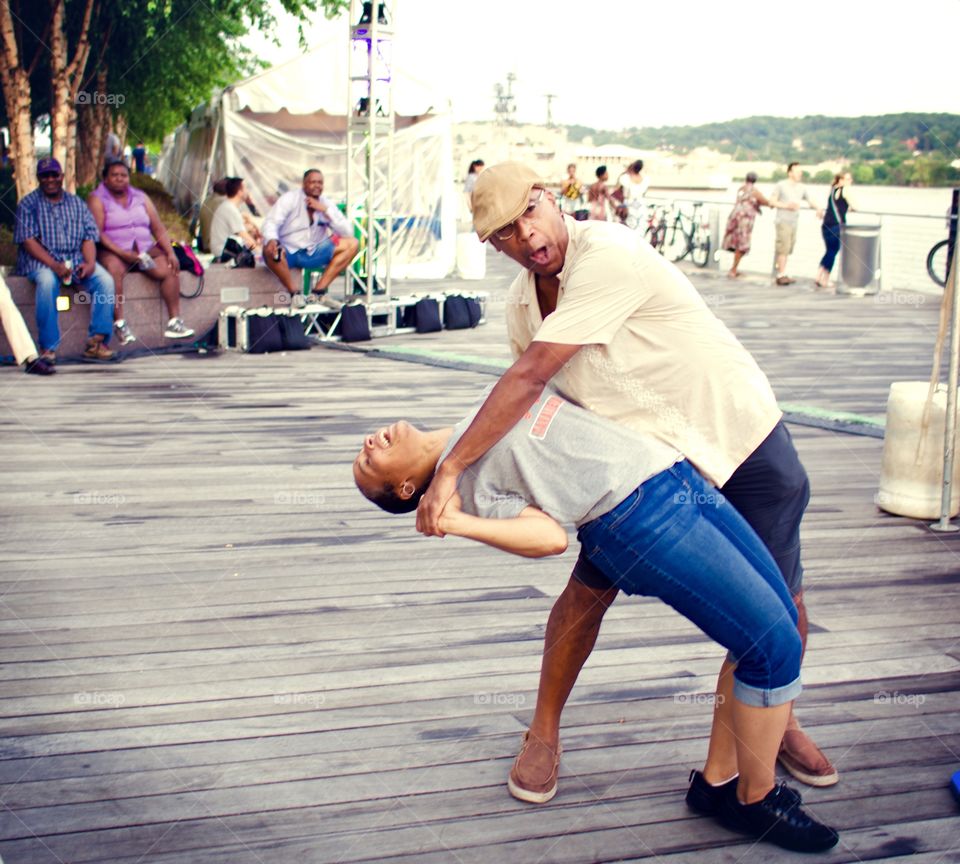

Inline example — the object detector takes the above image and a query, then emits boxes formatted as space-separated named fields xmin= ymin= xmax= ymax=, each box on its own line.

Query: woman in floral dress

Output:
xmin=722 ymin=172 xmax=770 ymax=277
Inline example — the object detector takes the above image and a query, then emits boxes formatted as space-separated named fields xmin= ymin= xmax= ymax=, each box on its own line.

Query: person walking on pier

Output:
xmin=770 ymin=162 xmax=822 ymax=285
xmin=815 ymin=172 xmax=855 ymax=289
xmin=722 ymin=171 xmax=769 ymax=277
xmin=587 ymin=165 xmax=615 ymax=221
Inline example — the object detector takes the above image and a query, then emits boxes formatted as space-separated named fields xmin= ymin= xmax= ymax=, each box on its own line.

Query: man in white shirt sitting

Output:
xmin=262 ymin=169 xmax=359 ymax=300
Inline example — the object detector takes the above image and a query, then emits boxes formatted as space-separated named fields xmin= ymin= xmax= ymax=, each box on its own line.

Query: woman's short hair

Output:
xmin=358 ymin=472 xmax=434 ymax=515
xmin=102 ymin=158 xmax=129 ymax=178
xmin=224 ymin=177 xmax=244 ymax=198
xmin=745 ymin=171 xmax=758 ymax=183
xmin=596 ymin=165 xmax=607 ymax=179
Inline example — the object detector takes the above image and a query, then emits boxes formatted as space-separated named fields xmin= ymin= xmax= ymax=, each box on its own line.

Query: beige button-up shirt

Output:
xmin=505 ymin=216 xmax=781 ymax=487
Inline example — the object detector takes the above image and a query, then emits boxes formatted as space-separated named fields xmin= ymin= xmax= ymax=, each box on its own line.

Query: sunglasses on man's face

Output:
xmin=38 ymin=172 xmax=61 ymax=179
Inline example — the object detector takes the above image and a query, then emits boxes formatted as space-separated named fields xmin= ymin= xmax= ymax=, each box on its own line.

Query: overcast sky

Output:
xmin=252 ymin=0 xmax=960 ymax=130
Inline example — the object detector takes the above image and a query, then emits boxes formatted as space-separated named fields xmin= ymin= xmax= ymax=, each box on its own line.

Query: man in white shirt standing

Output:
xmin=770 ymin=162 xmax=822 ymax=285
xmin=262 ymin=169 xmax=359 ymax=300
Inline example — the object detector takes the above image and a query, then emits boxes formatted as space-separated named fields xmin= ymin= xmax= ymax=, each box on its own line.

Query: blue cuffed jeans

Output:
xmin=29 ymin=263 xmax=115 ymax=351
xmin=577 ymin=459 xmax=802 ymax=708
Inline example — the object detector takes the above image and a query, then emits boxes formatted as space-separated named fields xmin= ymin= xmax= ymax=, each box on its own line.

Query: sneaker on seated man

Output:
xmin=14 ymin=157 xmax=118 ymax=364
xmin=261 ymin=169 xmax=359 ymax=301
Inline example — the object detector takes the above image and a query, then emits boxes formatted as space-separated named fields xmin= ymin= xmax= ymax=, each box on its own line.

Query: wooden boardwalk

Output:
xmin=1 ymin=255 xmax=958 ymax=863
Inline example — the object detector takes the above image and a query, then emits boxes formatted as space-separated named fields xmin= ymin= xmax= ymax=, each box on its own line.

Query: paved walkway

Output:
xmin=0 ymin=250 xmax=958 ymax=863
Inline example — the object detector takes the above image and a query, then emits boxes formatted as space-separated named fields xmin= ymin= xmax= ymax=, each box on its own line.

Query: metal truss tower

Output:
xmin=345 ymin=0 xmax=394 ymax=303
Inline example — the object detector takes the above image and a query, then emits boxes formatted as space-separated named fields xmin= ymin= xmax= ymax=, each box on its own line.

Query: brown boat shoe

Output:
xmin=777 ymin=722 xmax=839 ymax=787
xmin=507 ymin=731 xmax=562 ymax=804
xmin=82 ymin=335 xmax=118 ymax=364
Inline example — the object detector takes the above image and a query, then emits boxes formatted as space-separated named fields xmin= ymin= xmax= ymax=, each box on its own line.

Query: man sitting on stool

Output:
xmin=261 ymin=169 xmax=359 ymax=302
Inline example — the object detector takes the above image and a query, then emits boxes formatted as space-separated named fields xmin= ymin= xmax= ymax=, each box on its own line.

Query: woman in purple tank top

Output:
xmin=87 ymin=159 xmax=194 ymax=343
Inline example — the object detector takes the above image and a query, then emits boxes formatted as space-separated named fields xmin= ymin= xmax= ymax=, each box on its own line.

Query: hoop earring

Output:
xmin=400 ymin=481 xmax=416 ymax=498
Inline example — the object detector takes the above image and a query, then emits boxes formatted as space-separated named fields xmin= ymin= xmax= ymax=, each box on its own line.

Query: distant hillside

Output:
xmin=568 ymin=113 xmax=960 ymax=186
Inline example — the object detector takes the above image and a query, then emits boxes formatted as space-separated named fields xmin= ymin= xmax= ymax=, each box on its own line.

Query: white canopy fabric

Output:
xmin=159 ymin=42 xmax=456 ymax=279
xmin=227 ymin=43 xmax=442 ymax=117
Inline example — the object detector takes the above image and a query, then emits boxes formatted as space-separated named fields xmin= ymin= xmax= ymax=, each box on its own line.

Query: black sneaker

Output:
xmin=719 ymin=782 xmax=838 ymax=853
xmin=686 ymin=769 xmax=801 ymax=817
xmin=686 ymin=769 xmax=739 ymax=815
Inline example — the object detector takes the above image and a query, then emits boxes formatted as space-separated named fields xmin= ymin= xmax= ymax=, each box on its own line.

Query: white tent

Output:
xmin=158 ymin=44 xmax=456 ymax=279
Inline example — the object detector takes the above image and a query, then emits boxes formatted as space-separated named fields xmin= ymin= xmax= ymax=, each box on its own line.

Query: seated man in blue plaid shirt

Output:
xmin=15 ymin=157 xmax=118 ymax=363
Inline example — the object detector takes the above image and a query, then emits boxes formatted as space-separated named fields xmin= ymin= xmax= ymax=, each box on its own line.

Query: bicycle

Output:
xmin=623 ymin=200 xmax=644 ymax=230
xmin=665 ymin=201 xmax=712 ymax=267
xmin=642 ymin=204 xmax=668 ymax=254
xmin=927 ymin=238 xmax=955 ymax=287
xmin=926 ymin=211 xmax=958 ymax=287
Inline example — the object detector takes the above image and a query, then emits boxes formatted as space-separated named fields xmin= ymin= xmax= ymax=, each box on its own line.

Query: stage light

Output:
xmin=357 ymin=2 xmax=389 ymax=28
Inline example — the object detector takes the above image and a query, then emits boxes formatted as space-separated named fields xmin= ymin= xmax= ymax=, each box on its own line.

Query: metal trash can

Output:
xmin=838 ymin=224 xmax=881 ymax=295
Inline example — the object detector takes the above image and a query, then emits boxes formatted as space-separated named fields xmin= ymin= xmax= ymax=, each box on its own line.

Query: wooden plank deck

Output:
xmin=1 ymin=254 xmax=958 ymax=863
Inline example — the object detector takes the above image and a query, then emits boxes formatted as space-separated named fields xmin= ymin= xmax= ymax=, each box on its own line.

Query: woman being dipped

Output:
xmin=88 ymin=159 xmax=194 ymax=343
xmin=353 ymin=390 xmax=839 ymax=854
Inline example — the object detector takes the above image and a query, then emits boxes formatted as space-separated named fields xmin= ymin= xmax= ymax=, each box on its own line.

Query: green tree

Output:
xmin=0 ymin=0 xmax=349 ymax=196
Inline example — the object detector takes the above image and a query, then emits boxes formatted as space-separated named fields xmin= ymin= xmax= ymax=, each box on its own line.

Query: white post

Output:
xmin=707 ymin=205 xmax=720 ymax=271
xmin=932 ymin=257 xmax=960 ymax=532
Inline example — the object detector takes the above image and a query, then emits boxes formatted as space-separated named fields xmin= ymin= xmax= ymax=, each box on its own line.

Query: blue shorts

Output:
xmin=285 ymin=237 xmax=336 ymax=270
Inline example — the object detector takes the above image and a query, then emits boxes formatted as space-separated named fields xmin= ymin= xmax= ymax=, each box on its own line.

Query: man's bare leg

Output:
xmin=508 ymin=576 xmax=618 ymax=802
xmin=314 ymin=237 xmax=360 ymax=293
xmin=263 ymin=246 xmax=298 ymax=295
xmin=779 ymin=590 xmax=836 ymax=783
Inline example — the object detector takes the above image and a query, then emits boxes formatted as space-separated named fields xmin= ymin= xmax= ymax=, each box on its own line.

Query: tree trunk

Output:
xmin=49 ymin=1 xmax=69 ymax=175
xmin=115 ymin=114 xmax=128 ymax=153
xmin=76 ymin=104 xmax=94 ymax=187
xmin=76 ymin=69 xmax=110 ymax=188
xmin=64 ymin=105 xmax=79 ymax=191
xmin=49 ymin=0 xmax=96 ymax=192
xmin=0 ymin=1 xmax=36 ymax=198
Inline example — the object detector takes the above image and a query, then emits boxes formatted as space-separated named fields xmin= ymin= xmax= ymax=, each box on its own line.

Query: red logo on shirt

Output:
xmin=530 ymin=396 xmax=563 ymax=439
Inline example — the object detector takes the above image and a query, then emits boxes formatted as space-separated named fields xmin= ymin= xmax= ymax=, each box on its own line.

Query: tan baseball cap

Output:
xmin=472 ymin=162 xmax=544 ymax=242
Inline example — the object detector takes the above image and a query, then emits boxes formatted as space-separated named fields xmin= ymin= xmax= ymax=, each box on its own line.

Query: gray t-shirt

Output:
xmin=210 ymin=200 xmax=245 ymax=256
xmin=441 ymin=388 xmax=681 ymax=528
xmin=772 ymin=179 xmax=812 ymax=225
